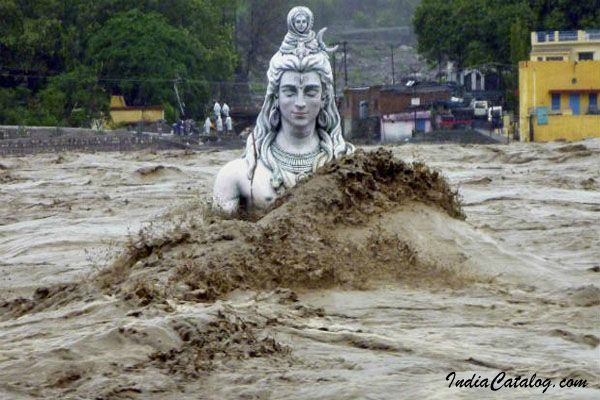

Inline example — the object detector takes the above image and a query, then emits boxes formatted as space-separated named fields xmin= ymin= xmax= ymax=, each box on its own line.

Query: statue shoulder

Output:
xmin=213 ymin=157 xmax=249 ymax=212
xmin=215 ymin=157 xmax=248 ymax=186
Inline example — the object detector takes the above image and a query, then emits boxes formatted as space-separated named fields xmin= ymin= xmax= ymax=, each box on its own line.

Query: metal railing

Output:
xmin=536 ymin=31 xmax=555 ymax=42
xmin=586 ymin=30 xmax=600 ymax=40
xmin=535 ymin=30 xmax=600 ymax=43
xmin=558 ymin=31 xmax=578 ymax=41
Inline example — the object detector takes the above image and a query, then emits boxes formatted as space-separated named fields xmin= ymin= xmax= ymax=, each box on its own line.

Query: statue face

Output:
xmin=293 ymin=13 xmax=309 ymax=33
xmin=278 ymin=71 xmax=322 ymax=134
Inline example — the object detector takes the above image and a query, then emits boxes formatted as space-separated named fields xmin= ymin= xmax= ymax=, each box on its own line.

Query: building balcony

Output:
xmin=532 ymin=30 xmax=600 ymax=45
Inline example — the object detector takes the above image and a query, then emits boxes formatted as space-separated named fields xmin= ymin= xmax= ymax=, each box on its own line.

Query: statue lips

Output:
xmin=292 ymin=112 xmax=308 ymax=119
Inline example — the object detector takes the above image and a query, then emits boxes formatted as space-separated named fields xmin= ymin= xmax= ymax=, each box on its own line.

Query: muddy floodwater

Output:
xmin=1 ymin=140 xmax=599 ymax=399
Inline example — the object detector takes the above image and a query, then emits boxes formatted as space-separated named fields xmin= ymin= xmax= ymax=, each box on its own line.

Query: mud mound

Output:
xmin=548 ymin=329 xmax=599 ymax=348
xmin=581 ymin=177 xmax=597 ymax=190
xmin=135 ymin=165 xmax=183 ymax=176
xmin=97 ymin=149 xmax=471 ymax=305
xmin=275 ymin=147 xmax=465 ymax=223
xmin=557 ymin=144 xmax=587 ymax=153
xmin=0 ymin=170 xmax=18 ymax=183
xmin=566 ymin=285 xmax=600 ymax=307
xmin=150 ymin=304 xmax=290 ymax=377
xmin=51 ymin=153 xmax=78 ymax=164
xmin=0 ymin=284 xmax=92 ymax=320
xmin=131 ymin=165 xmax=185 ymax=183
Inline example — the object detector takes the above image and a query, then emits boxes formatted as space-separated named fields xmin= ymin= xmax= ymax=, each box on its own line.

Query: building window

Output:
xmin=578 ymin=52 xmax=594 ymax=61
xmin=537 ymin=57 xmax=544 ymax=61
xmin=546 ymin=56 xmax=564 ymax=61
xmin=551 ymin=94 xmax=561 ymax=111
xmin=569 ymin=93 xmax=580 ymax=115
xmin=359 ymin=101 xmax=368 ymax=119
xmin=590 ymin=93 xmax=598 ymax=113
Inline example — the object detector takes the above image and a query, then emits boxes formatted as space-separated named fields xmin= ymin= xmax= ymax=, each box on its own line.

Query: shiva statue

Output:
xmin=213 ymin=6 xmax=354 ymax=213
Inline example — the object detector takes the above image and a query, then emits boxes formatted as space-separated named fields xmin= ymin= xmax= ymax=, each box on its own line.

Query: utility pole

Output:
xmin=342 ymin=41 xmax=348 ymax=88
xmin=332 ymin=49 xmax=337 ymax=97
xmin=413 ymin=84 xmax=417 ymax=134
xmin=173 ymin=77 xmax=185 ymax=118
xmin=390 ymin=44 xmax=395 ymax=85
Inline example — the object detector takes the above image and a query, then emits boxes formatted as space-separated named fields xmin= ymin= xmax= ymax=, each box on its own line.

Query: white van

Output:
xmin=471 ymin=100 xmax=489 ymax=118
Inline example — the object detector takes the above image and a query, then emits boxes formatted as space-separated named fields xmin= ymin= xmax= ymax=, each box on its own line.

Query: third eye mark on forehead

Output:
xmin=280 ymin=84 xmax=321 ymax=95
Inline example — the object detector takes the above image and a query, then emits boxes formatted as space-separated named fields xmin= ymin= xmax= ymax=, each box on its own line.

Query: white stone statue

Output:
xmin=204 ymin=117 xmax=211 ymax=135
xmin=213 ymin=6 xmax=354 ymax=213
xmin=216 ymin=115 xmax=223 ymax=133
xmin=222 ymin=103 xmax=230 ymax=117
xmin=213 ymin=102 xmax=221 ymax=119
xmin=225 ymin=116 xmax=233 ymax=133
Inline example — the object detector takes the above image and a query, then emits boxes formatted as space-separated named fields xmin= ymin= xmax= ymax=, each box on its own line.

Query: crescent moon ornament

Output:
xmin=317 ymin=28 xmax=338 ymax=53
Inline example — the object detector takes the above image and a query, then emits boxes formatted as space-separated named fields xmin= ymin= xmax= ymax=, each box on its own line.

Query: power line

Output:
xmin=0 ymin=70 xmax=256 ymax=86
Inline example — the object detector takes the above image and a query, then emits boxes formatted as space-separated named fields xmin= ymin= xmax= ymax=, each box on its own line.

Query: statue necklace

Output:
xmin=271 ymin=141 xmax=321 ymax=175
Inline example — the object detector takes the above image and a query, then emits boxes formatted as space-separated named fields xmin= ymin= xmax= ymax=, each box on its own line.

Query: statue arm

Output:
xmin=212 ymin=159 xmax=245 ymax=213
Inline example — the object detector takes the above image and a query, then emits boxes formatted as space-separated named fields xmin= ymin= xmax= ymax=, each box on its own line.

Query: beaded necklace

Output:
xmin=271 ymin=141 xmax=320 ymax=174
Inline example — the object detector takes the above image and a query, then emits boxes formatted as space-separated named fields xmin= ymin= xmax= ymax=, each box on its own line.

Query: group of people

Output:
xmin=168 ymin=101 xmax=234 ymax=136
xmin=204 ymin=102 xmax=234 ymax=135
xmin=171 ymin=118 xmax=196 ymax=136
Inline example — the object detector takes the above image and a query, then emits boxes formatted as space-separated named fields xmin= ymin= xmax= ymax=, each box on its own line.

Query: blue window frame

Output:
xmin=590 ymin=93 xmax=598 ymax=108
xmin=569 ymin=94 xmax=580 ymax=115
xmin=551 ymin=94 xmax=561 ymax=110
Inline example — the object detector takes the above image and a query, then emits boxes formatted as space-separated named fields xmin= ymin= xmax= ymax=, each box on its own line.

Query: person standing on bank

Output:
xmin=213 ymin=6 xmax=354 ymax=213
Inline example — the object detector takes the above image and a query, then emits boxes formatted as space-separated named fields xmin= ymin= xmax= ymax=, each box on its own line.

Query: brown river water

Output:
xmin=1 ymin=140 xmax=598 ymax=399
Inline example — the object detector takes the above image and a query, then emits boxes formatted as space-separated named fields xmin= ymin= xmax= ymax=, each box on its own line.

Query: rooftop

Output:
xmin=532 ymin=29 xmax=600 ymax=45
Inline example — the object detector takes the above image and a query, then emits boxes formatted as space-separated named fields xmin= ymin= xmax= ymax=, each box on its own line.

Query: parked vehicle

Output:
xmin=471 ymin=100 xmax=489 ymax=118
xmin=438 ymin=108 xmax=474 ymax=129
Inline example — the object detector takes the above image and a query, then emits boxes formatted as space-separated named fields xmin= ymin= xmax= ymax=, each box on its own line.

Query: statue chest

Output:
xmin=238 ymin=161 xmax=278 ymax=210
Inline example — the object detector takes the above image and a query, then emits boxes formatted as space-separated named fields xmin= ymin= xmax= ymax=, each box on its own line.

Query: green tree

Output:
xmin=414 ymin=0 xmax=598 ymax=71
xmin=87 ymin=11 xmax=206 ymax=110
xmin=0 ymin=0 xmax=237 ymax=126
xmin=42 ymin=66 xmax=108 ymax=126
xmin=510 ymin=21 xmax=529 ymax=65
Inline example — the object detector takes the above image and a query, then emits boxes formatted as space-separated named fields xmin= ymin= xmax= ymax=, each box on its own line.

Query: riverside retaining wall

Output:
xmin=0 ymin=126 xmax=189 ymax=156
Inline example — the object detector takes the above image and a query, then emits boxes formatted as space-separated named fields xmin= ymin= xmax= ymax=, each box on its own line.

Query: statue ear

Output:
xmin=317 ymin=108 xmax=328 ymax=128
xmin=269 ymin=106 xmax=281 ymax=131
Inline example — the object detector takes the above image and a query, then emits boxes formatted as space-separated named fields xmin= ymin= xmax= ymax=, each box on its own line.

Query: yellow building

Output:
xmin=108 ymin=96 xmax=165 ymax=128
xmin=530 ymin=30 xmax=600 ymax=61
xmin=519 ymin=30 xmax=600 ymax=142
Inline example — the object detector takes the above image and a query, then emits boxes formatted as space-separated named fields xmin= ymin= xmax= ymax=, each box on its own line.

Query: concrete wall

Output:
xmin=381 ymin=120 xmax=413 ymax=142
xmin=530 ymin=30 xmax=600 ymax=61
xmin=0 ymin=127 xmax=188 ymax=156
xmin=378 ymin=89 xmax=450 ymax=115
xmin=519 ymin=60 xmax=600 ymax=142
xmin=0 ymin=126 xmax=122 ymax=140
xmin=110 ymin=108 xmax=165 ymax=127
xmin=530 ymin=114 xmax=600 ymax=142
xmin=342 ymin=86 xmax=382 ymax=120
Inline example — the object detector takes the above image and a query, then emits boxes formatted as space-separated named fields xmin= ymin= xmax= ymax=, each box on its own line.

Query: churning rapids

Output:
xmin=1 ymin=140 xmax=599 ymax=399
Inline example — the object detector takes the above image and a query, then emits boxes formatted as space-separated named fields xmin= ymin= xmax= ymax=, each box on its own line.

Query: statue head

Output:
xmin=287 ymin=6 xmax=313 ymax=35
xmin=244 ymin=7 xmax=353 ymax=192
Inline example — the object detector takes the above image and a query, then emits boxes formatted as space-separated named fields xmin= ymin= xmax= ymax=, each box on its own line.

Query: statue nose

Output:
xmin=295 ymin=94 xmax=306 ymax=108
